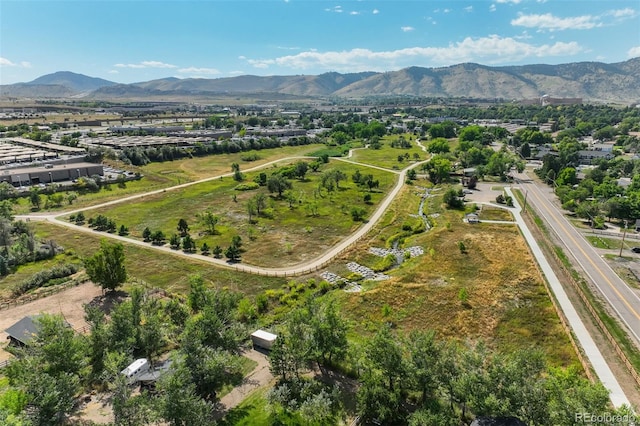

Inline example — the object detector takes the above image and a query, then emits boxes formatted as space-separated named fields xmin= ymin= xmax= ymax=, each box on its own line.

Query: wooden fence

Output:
xmin=0 ymin=277 xmax=87 ymax=312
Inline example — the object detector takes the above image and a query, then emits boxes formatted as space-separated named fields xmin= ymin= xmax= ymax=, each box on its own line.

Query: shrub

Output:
xmin=234 ymin=182 xmax=260 ymax=191
xmin=373 ymin=254 xmax=397 ymax=272
xmin=13 ymin=263 xmax=79 ymax=296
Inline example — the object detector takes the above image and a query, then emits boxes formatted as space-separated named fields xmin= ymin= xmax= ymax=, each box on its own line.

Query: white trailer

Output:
xmin=251 ymin=330 xmax=277 ymax=350
xmin=120 ymin=358 xmax=150 ymax=384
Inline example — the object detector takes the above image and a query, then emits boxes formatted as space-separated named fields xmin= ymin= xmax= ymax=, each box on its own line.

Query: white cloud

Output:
xmin=496 ymin=0 xmax=522 ymax=3
xmin=244 ymin=35 xmax=583 ymax=72
xmin=512 ymin=9 xmax=637 ymax=32
xmin=401 ymin=26 xmax=415 ymax=32
xmin=607 ymin=8 xmax=637 ymax=19
xmin=325 ymin=6 xmax=342 ymax=13
xmin=0 ymin=57 xmax=16 ymax=66
xmin=350 ymin=11 xmax=360 ymax=15
xmin=372 ymin=9 xmax=379 ymax=14
xmin=443 ymin=8 xmax=451 ymax=13
xmin=0 ymin=57 xmax=30 ymax=68
xmin=114 ymin=61 xmax=177 ymax=69
xmin=464 ymin=6 xmax=473 ymax=12
xmin=628 ymin=46 xmax=640 ymax=57
xmin=489 ymin=4 xmax=496 ymax=12
xmin=511 ymin=13 xmax=601 ymax=31
xmin=178 ymin=67 xmax=220 ymax=75
xmin=108 ymin=70 xmax=119 ymax=74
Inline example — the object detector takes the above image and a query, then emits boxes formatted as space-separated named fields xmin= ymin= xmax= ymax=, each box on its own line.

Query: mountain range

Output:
xmin=2 ymin=59 xmax=640 ymax=104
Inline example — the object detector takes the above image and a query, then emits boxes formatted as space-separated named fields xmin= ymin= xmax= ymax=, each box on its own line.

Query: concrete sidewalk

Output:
xmin=505 ymin=186 xmax=629 ymax=408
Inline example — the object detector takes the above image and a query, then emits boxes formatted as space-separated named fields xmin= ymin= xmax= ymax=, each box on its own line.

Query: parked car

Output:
xmin=631 ymin=247 xmax=640 ymax=253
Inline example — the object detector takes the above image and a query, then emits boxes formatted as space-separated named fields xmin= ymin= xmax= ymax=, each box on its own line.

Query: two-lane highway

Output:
xmin=516 ymin=171 xmax=640 ymax=347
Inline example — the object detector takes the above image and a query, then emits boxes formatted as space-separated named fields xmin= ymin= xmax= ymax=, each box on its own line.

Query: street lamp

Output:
xmin=48 ymin=172 xmax=53 ymax=185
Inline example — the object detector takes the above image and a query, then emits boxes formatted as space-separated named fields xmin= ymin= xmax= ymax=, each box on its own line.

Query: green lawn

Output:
xmin=585 ymin=235 xmax=631 ymax=250
xmin=350 ymin=134 xmax=426 ymax=170
xmin=72 ymin=160 xmax=397 ymax=267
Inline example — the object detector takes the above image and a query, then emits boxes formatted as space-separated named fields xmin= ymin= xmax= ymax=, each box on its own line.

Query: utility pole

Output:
xmin=619 ymin=220 xmax=628 ymax=257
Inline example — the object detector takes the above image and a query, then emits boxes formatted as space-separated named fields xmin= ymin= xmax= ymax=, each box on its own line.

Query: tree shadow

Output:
xmin=86 ymin=289 xmax=128 ymax=315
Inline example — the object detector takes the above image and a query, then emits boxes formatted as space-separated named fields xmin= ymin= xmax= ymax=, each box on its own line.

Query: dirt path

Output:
xmin=214 ymin=349 xmax=274 ymax=419
xmin=0 ymin=282 xmax=103 ymax=363
xmin=18 ymin=155 xmax=429 ymax=278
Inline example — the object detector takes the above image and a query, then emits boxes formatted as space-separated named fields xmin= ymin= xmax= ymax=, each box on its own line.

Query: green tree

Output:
xmin=157 ymin=362 xmax=213 ymax=426
xmin=0 ymin=200 xmax=14 ymax=221
xmin=197 ymin=210 xmax=219 ymax=235
xmin=350 ymin=207 xmax=367 ymax=221
xmin=425 ymin=155 xmax=451 ymax=184
xmin=224 ymin=244 xmax=241 ymax=261
xmin=29 ymin=188 xmax=42 ymax=210
xmin=177 ymin=218 xmax=189 ymax=237
xmin=311 ymin=302 xmax=348 ymax=370
xmin=443 ymin=188 xmax=463 ymax=209
xmin=267 ymin=174 xmax=292 ymax=198
xmin=170 ymin=233 xmax=181 ymax=250
xmin=427 ymin=137 xmax=450 ymax=154
xmin=142 ymin=227 xmax=152 ymax=242
xmin=85 ymin=240 xmax=127 ymax=292
xmin=182 ymin=234 xmax=195 ymax=253
xmin=151 ymin=230 xmax=166 ymax=245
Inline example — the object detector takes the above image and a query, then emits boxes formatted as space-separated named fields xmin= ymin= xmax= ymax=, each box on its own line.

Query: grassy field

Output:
xmin=326 ymin=183 xmax=578 ymax=367
xmin=585 ymin=235 xmax=639 ymax=251
xmin=29 ymin=222 xmax=286 ymax=296
xmin=10 ymin=144 xmax=326 ymax=215
xmin=478 ymin=206 xmax=514 ymax=221
xmin=350 ymin=134 xmax=426 ymax=170
xmin=74 ymin=160 xmax=396 ymax=267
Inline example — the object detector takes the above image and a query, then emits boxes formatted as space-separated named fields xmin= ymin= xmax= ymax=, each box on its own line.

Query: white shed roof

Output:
xmin=251 ymin=329 xmax=277 ymax=341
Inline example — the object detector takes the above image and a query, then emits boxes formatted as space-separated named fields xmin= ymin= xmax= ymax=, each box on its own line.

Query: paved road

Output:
xmin=504 ymin=186 xmax=629 ymax=408
xmin=515 ymin=172 xmax=640 ymax=347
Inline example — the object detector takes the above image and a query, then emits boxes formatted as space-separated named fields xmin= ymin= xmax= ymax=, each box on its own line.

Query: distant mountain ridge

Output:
xmin=2 ymin=59 xmax=640 ymax=103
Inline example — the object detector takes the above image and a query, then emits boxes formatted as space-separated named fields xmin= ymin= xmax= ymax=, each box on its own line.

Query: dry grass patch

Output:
xmin=331 ymin=185 xmax=578 ymax=367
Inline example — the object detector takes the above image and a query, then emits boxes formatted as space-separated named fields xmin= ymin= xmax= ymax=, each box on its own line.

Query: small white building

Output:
xmin=120 ymin=358 xmax=150 ymax=384
xmin=251 ymin=330 xmax=277 ymax=350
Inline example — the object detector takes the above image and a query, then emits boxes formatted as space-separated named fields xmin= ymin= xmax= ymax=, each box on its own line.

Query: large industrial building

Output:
xmin=0 ymin=161 xmax=104 ymax=187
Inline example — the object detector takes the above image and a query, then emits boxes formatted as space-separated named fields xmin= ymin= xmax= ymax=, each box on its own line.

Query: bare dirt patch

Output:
xmin=0 ymin=282 xmax=103 ymax=363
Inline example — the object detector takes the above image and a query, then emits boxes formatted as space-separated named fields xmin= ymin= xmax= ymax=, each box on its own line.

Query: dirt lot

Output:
xmin=0 ymin=282 xmax=103 ymax=363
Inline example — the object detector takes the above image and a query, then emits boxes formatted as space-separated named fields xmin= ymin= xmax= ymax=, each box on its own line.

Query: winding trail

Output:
xmin=18 ymin=154 xmax=427 ymax=277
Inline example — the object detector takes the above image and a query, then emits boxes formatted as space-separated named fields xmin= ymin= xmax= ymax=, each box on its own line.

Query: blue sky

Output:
xmin=1 ymin=0 xmax=639 ymax=85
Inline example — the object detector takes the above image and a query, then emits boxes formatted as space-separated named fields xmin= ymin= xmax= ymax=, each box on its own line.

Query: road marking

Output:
xmin=524 ymin=181 xmax=640 ymax=336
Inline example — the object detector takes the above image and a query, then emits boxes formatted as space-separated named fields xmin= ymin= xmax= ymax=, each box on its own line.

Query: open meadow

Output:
xmin=73 ymin=159 xmax=396 ymax=267
xmin=325 ymin=184 xmax=578 ymax=367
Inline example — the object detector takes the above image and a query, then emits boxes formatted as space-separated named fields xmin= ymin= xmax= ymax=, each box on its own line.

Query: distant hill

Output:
xmin=0 ymin=71 xmax=116 ymax=98
xmin=2 ymin=59 xmax=640 ymax=103
xmin=28 ymin=71 xmax=117 ymax=92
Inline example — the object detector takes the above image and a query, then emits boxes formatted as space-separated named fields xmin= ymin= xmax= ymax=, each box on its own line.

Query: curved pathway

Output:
xmin=18 ymin=154 xmax=429 ymax=277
